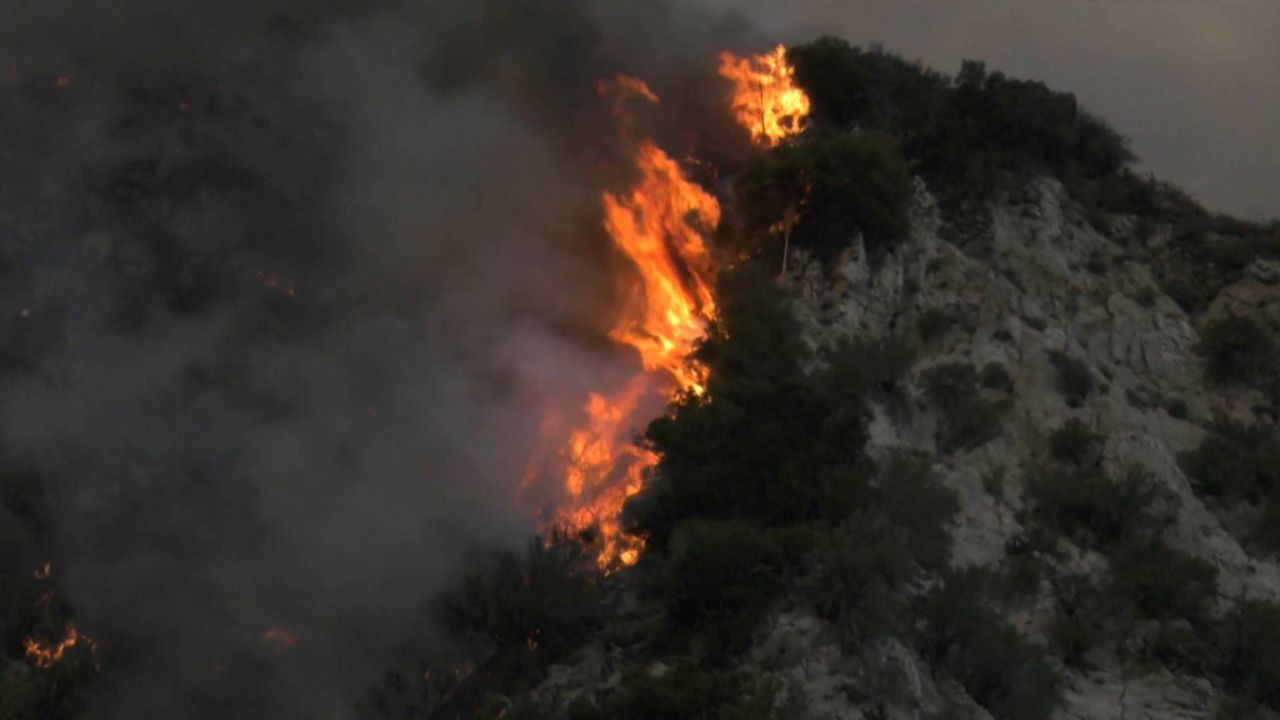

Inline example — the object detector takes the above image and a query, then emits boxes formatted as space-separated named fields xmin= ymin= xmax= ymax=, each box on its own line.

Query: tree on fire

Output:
xmin=733 ymin=131 xmax=913 ymax=265
xmin=625 ymin=267 xmax=873 ymax=549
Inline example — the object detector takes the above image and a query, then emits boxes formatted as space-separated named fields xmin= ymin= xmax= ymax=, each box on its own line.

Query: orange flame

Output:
xmin=23 ymin=622 xmax=100 ymax=671
xmin=603 ymin=140 xmax=720 ymax=393
xmin=530 ymin=100 xmax=720 ymax=570
xmin=718 ymin=45 xmax=810 ymax=147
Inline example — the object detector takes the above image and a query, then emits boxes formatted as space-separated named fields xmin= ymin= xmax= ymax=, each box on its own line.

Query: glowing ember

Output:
xmin=718 ymin=45 xmax=811 ymax=147
xmin=23 ymin=623 xmax=100 ymax=671
xmin=262 ymin=627 xmax=297 ymax=654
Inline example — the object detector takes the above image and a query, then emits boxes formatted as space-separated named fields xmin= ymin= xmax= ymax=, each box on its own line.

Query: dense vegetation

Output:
xmin=787 ymin=38 xmax=1132 ymax=219
xmin=733 ymin=132 xmax=913 ymax=264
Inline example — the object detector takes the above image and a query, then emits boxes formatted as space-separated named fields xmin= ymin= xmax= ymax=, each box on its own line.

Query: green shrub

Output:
xmin=1218 ymin=600 xmax=1280 ymax=709
xmin=664 ymin=520 xmax=786 ymax=647
xmin=1251 ymin=498 xmax=1280 ymax=558
xmin=1024 ymin=468 xmax=1160 ymax=551
xmin=814 ymin=454 xmax=957 ymax=641
xmin=1048 ymin=418 xmax=1101 ymax=468
xmin=734 ymin=131 xmax=913 ymax=264
xmin=1179 ymin=421 xmax=1280 ymax=502
xmin=441 ymin=533 xmax=605 ymax=674
xmin=1135 ymin=286 xmax=1158 ymax=308
xmin=1164 ymin=397 xmax=1189 ymax=419
xmin=1047 ymin=573 xmax=1105 ymax=667
xmin=1108 ymin=538 xmax=1217 ymax=624
xmin=631 ymin=267 xmax=872 ymax=546
xmin=788 ymin=39 xmax=1134 ymax=219
xmin=824 ymin=334 xmax=916 ymax=403
xmin=917 ymin=308 xmax=953 ymax=342
xmin=1197 ymin=315 xmax=1275 ymax=385
xmin=1049 ymin=352 xmax=1093 ymax=407
xmin=921 ymin=363 xmax=1005 ymax=453
xmin=917 ymin=569 xmax=1060 ymax=720
xmin=980 ymin=362 xmax=1014 ymax=392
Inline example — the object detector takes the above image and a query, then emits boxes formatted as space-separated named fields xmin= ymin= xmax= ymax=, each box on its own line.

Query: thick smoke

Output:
xmin=0 ymin=1 xmax=757 ymax=716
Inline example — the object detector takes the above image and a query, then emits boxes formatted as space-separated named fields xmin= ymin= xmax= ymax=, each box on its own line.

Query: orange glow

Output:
xmin=603 ymin=141 xmax=719 ymax=393
xmin=23 ymin=623 xmax=100 ymax=671
xmin=718 ymin=45 xmax=810 ymax=147
xmin=262 ymin=627 xmax=297 ymax=654
xmin=538 ymin=138 xmax=720 ymax=571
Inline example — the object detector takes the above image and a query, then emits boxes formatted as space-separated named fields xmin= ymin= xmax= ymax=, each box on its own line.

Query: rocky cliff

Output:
xmin=511 ymin=177 xmax=1280 ymax=720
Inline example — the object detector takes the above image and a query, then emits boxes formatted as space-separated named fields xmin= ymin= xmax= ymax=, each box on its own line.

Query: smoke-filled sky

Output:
xmin=706 ymin=0 xmax=1280 ymax=221
xmin=1 ymin=0 xmax=1274 ymax=718
xmin=0 ymin=1 xmax=753 ymax=717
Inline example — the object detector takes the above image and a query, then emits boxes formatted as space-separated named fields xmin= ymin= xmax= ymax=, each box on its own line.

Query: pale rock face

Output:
xmin=530 ymin=178 xmax=1278 ymax=720
xmin=783 ymin=177 xmax=1280 ymax=719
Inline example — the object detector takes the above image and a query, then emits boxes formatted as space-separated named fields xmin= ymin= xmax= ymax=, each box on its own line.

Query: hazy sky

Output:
xmin=706 ymin=0 xmax=1280 ymax=221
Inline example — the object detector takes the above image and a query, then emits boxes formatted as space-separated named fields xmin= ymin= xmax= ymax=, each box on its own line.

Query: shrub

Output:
xmin=921 ymin=363 xmax=1005 ymax=453
xmin=631 ymin=267 xmax=872 ymax=546
xmin=1108 ymin=538 xmax=1217 ymax=625
xmin=1198 ymin=315 xmax=1275 ymax=385
xmin=917 ymin=569 xmax=1060 ymax=720
xmin=1179 ymin=421 xmax=1280 ymax=502
xmin=1048 ymin=418 xmax=1101 ymax=468
xmin=824 ymin=334 xmax=916 ymax=404
xmin=1136 ymin=286 xmax=1158 ymax=308
xmin=917 ymin=308 xmax=953 ymax=342
xmin=1251 ymin=498 xmax=1280 ymax=558
xmin=664 ymin=520 xmax=786 ymax=647
xmin=1024 ymin=468 xmax=1160 ymax=551
xmin=1049 ymin=352 xmax=1093 ymax=406
xmin=788 ymin=38 xmax=1134 ymax=219
xmin=734 ymin=131 xmax=913 ymax=264
xmin=441 ymin=533 xmax=605 ymax=670
xmin=1218 ymin=600 xmax=1280 ymax=709
xmin=980 ymin=362 xmax=1014 ymax=392
xmin=1164 ymin=397 xmax=1189 ymax=419
xmin=814 ymin=454 xmax=957 ymax=641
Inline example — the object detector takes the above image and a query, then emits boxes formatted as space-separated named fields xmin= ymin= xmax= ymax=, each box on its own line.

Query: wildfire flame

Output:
xmin=530 ymin=47 xmax=801 ymax=569
xmin=23 ymin=623 xmax=100 ymax=671
xmin=526 ymin=76 xmax=723 ymax=570
xmin=718 ymin=44 xmax=811 ymax=147
xmin=603 ymin=140 xmax=720 ymax=393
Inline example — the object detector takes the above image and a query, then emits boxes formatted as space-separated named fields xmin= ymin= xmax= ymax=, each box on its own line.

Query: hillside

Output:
xmin=4 ymin=31 xmax=1280 ymax=720
xmin=405 ymin=40 xmax=1280 ymax=720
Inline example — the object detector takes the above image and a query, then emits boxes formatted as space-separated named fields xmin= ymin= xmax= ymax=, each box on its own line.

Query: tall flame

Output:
xmin=603 ymin=140 xmax=720 ymax=393
xmin=550 ymin=138 xmax=720 ymax=570
xmin=524 ymin=75 xmax=722 ymax=570
xmin=718 ymin=45 xmax=811 ymax=147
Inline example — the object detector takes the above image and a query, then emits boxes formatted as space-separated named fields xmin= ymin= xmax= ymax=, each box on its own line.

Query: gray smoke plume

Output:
xmin=0 ymin=1 xmax=759 ymax=716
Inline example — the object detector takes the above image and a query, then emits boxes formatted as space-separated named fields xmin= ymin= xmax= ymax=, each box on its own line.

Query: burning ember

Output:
xmin=718 ymin=45 xmax=811 ymax=147
xmin=262 ymin=627 xmax=298 ymax=654
xmin=23 ymin=623 xmax=100 ymax=671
